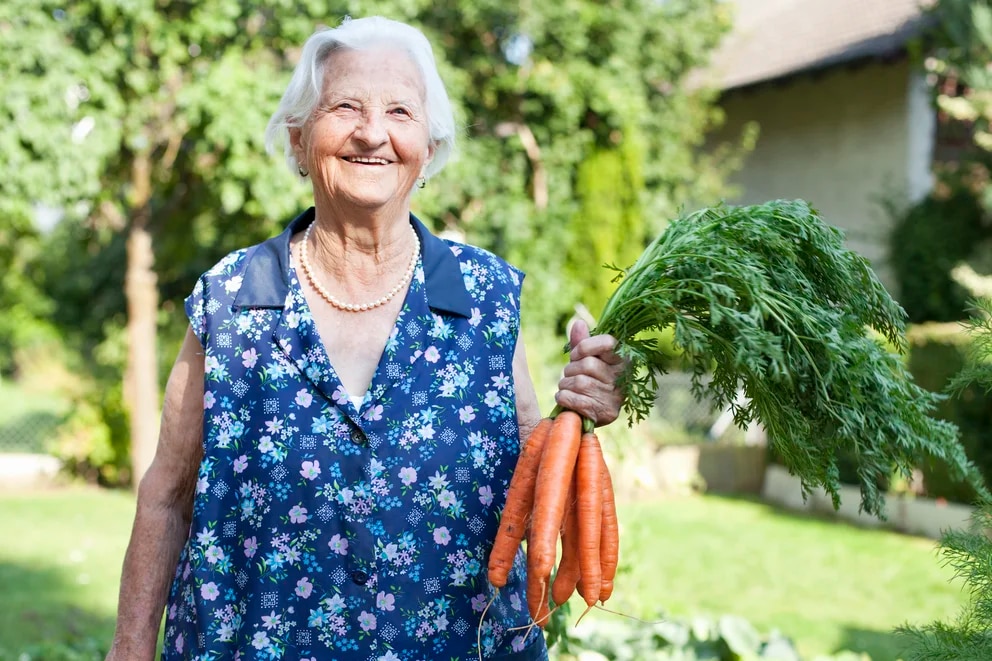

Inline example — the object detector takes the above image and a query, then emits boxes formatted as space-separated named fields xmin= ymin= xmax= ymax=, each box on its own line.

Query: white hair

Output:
xmin=264 ymin=16 xmax=456 ymax=180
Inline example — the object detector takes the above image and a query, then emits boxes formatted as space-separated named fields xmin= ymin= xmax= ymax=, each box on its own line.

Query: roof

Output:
xmin=703 ymin=0 xmax=932 ymax=91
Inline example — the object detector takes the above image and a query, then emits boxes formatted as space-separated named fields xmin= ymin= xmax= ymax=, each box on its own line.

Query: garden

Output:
xmin=4 ymin=1 xmax=992 ymax=660
xmin=0 ymin=486 xmax=967 ymax=661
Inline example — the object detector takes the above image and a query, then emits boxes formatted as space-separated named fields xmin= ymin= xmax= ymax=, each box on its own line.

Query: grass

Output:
xmin=577 ymin=494 xmax=966 ymax=661
xmin=0 ymin=488 xmax=135 ymax=659
xmin=0 ymin=489 xmax=965 ymax=660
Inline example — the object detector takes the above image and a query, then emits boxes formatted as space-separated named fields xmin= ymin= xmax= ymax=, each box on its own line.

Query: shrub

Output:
xmin=889 ymin=189 xmax=988 ymax=323
xmin=905 ymin=323 xmax=992 ymax=503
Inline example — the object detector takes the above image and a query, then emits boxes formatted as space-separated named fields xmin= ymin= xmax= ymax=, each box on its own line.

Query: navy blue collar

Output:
xmin=233 ymin=207 xmax=473 ymax=318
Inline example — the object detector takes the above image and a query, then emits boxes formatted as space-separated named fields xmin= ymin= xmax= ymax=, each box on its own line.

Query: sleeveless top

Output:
xmin=163 ymin=209 xmax=546 ymax=661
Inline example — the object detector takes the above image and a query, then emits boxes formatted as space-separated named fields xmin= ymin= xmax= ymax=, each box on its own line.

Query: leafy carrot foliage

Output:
xmin=593 ymin=199 xmax=986 ymax=517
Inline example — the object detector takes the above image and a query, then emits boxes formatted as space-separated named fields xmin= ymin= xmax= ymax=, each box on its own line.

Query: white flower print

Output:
xmin=376 ymin=591 xmax=395 ymax=611
xmin=251 ymin=631 xmax=269 ymax=650
xmin=295 ymin=389 xmax=313 ymax=407
xmin=459 ymin=405 xmax=476 ymax=423
xmin=399 ymin=466 xmax=417 ymax=486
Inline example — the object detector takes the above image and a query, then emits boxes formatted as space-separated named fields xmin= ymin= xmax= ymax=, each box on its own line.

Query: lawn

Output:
xmin=0 ymin=488 xmax=136 ymax=659
xmin=578 ymin=495 xmax=966 ymax=660
xmin=0 ymin=489 xmax=965 ymax=660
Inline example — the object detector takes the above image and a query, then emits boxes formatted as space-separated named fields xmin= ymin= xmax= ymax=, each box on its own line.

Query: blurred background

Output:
xmin=2 ymin=0 xmax=991 ymax=659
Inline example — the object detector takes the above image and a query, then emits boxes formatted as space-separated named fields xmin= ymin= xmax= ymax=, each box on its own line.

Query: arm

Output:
xmin=106 ymin=328 xmax=205 ymax=661
xmin=512 ymin=334 xmax=542 ymax=444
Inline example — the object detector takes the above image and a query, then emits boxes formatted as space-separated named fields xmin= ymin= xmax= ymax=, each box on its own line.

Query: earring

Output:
xmin=298 ymin=166 xmax=309 ymax=177
xmin=416 ymin=176 xmax=426 ymax=189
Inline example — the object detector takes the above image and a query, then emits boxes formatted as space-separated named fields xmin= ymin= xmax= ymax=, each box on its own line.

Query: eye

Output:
xmin=390 ymin=106 xmax=411 ymax=117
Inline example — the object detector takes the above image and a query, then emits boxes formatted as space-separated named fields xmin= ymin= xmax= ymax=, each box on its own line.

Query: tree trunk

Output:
xmin=124 ymin=152 xmax=159 ymax=487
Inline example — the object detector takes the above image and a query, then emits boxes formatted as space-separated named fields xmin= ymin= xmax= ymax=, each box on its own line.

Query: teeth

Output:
xmin=346 ymin=156 xmax=389 ymax=164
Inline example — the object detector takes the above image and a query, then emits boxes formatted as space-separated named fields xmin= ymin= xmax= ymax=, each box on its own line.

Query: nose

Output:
xmin=353 ymin=108 xmax=388 ymax=147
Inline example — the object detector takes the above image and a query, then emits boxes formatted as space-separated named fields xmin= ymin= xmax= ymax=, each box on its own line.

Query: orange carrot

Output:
xmin=598 ymin=457 xmax=619 ymax=603
xmin=551 ymin=475 xmax=580 ymax=606
xmin=526 ymin=410 xmax=584 ymax=581
xmin=575 ymin=431 xmax=604 ymax=608
xmin=526 ymin=525 xmax=553 ymax=627
xmin=488 ymin=417 xmax=554 ymax=588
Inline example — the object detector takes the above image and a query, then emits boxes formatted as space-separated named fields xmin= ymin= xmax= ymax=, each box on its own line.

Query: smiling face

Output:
xmin=291 ymin=47 xmax=434 ymax=216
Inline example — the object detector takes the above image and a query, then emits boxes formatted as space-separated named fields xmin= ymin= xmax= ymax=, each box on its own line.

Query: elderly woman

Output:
xmin=107 ymin=16 xmax=624 ymax=661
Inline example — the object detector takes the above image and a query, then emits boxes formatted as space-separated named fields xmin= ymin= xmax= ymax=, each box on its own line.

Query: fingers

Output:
xmin=560 ymin=322 xmax=627 ymax=426
xmin=569 ymin=333 xmax=623 ymax=365
xmin=554 ymin=384 xmax=622 ymax=427
xmin=556 ymin=363 xmax=626 ymax=427
xmin=568 ymin=319 xmax=591 ymax=352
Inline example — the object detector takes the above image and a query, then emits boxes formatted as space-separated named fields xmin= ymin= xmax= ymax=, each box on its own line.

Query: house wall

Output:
xmin=716 ymin=59 xmax=933 ymax=291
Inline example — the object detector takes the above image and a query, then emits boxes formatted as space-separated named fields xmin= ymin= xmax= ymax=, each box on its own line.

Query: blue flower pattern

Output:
xmin=163 ymin=219 xmax=544 ymax=660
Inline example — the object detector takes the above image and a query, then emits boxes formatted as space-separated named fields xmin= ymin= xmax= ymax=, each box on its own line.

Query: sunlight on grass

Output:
xmin=0 ymin=488 xmax=967 ymax=660
xmin=0 ymin=488 xmax=135 ymax=655
xmin=577 ymin=494 xmax=966 ymax=660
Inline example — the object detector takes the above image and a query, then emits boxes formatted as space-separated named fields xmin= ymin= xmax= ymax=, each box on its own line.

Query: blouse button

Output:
xmin=349 ymin=427 xmax=367 ymax=446
xmin=351 ymin=570 xmax=369 ymax=585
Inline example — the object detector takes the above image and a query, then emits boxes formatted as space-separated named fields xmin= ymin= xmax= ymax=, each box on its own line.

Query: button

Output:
xmin=349 ymin=427 xmax=367 ymax=446
xmin=351 ymin=570 xmax=369 ymax=585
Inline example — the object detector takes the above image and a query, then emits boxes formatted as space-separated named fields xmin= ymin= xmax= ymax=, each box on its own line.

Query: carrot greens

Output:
xmin=592 ymin=199 xmax=986 ymax=517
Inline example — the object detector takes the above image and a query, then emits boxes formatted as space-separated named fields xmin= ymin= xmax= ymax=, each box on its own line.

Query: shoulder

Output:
xmin=189 ymin=245 xmax=256 ymax=302
xmin=444 ymin=240 xmax=524 ymax=291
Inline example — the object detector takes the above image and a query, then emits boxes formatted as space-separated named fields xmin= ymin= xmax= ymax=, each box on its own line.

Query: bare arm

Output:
xmin=107 ymin=328 xmax=205 ymax=660
xmin=512 ymin=334 xmax=542 ymax=445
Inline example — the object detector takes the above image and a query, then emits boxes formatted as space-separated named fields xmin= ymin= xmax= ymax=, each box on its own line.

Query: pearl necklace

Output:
xmin=300 ymin=221 xmax=420 ymax=313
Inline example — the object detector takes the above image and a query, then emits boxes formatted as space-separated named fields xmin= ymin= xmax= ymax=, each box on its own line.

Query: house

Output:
xmin=704 ymin=0 xmax=936 ymax=290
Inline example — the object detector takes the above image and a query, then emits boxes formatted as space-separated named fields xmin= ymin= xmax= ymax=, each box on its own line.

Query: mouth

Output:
xmin=343 ymin=156 xmax=391 ymax=165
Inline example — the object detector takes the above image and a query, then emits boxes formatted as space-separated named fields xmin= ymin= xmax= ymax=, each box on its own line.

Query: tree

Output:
xmin=2 ymin=0 xmax=745 ymax=483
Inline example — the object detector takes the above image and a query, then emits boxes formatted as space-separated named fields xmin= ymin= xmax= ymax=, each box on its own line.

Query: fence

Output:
xmin=0 ymin=379 xmax=68 ymax=454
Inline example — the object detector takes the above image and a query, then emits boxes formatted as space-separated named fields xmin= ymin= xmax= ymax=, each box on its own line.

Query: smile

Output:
xmin=343 ymin=156 xmax=391 ymax=165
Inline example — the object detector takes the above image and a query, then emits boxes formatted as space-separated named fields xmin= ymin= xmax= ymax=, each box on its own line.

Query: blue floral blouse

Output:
xmin=163 ymin=209 xmax=546 ymax=661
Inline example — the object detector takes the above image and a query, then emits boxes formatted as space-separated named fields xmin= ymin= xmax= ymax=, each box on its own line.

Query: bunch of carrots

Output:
xmin=485 ymin=199 xmax=987 ymax=633
xmin=487 ymin=407 xmax=619 ymax=626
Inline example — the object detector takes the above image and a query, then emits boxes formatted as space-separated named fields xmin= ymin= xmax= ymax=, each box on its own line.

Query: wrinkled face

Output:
xmin=291 ymin=47 xmax=434 ymax=213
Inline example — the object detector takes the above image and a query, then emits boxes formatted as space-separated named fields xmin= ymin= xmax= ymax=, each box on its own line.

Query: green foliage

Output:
xmin=566 ymin=133 xmax=647 ymax=317
xmin=899 ymin=294 xmax=992 ymax=660
xmin=923 ymin=0 xmax=992 ymax=192
xmin=3 ymin=638 xmax=108 ymax=661
xmin=897 ymin=503 xmax=992 ymax=661
xmin=1 ymin=0 xmax=745 ymax=478
xmin=0 ymin=215 xmax=61 ymax=377
xmin=594 ymin=199 xmax=985 ymax=517
xmin=905 ymin=323 xmax=992 ymax=503
xmin=889 ymin=190 xmax=989 ymax=323
xmin=553 ymin=613 xmax=869 ymax=661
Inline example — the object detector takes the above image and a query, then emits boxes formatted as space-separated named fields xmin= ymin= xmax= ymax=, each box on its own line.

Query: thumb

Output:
xmin=568 ymin=318 xmax=590 ymax=352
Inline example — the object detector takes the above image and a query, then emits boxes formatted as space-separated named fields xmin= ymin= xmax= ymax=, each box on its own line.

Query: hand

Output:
xmin=554 ymin=319 xmax=626 ymax=426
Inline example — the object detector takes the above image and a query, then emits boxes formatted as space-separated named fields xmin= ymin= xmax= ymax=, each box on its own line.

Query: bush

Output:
xmin=906 ymin=323 xmax=992 ymax=504
xmin=889 ymin=188 xmax=989 ymax=323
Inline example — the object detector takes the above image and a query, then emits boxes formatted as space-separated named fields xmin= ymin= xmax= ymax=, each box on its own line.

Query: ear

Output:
xmin=425 ymin=141 xmax=436 ymax=165
xmin=289 ymin=125 xmax=306 ymax=164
